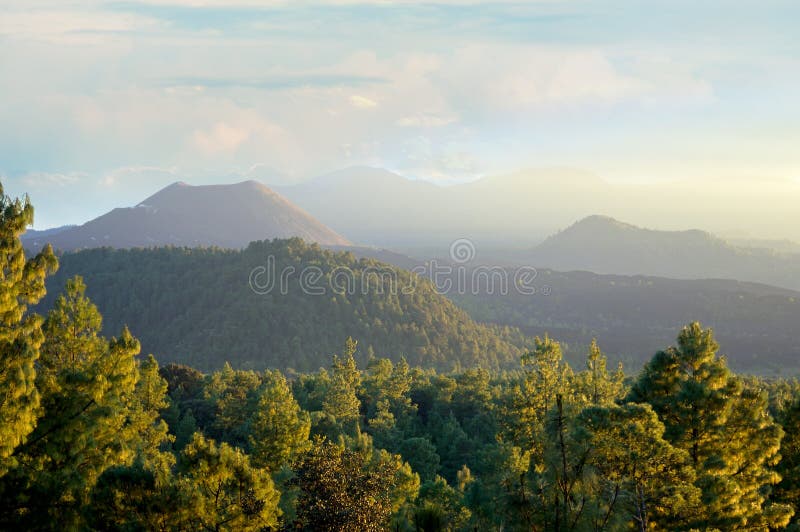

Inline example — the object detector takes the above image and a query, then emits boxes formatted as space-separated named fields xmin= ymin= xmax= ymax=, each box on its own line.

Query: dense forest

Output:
xmin=41 ymin=242 xmax=526 ymax=372
xmin=2 ymin=186 xmax=800 ymax=530
xmin=38 ymin=232 xmax=800 ymax=376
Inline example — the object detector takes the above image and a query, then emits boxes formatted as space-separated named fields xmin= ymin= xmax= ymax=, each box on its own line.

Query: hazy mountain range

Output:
xmin=24 ymin=173 xmax=800 ymax=292
xmin=22 ymin=180 xmax=349 ymax=252
xmin=522 ymin=215 xmax=800 ymax=291
xmin=20 ymin=172 xmax=800 ymax=373
xmin=273 ymin=166 xmax=800 ymax=246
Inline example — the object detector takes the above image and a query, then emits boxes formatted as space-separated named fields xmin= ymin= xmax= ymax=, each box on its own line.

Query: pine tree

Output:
xmin=248 ymin=369 xmax=311 ymax=472
xmin=500 ymin=334 xmax=573 ymax=454
xmin=322 ymin=338 xmax=362 ymax=431
xmin=573 ymin=339 xmax=626 ymax=407
xmin=205 ymin=362 xmax=262 ymax=448
xmin=122 ymin=354 xmax=175 ymax=474
xmin=572 ymin=403 xmax=700 ymax=531
xmin=0 ymin=184 xmax=57 ymax=475
xmin=775 ymin=397 xmax=800 ymax=527
xmin=0 ymin=276 xmax=141 ymax=528
xmin=177 ymin=432 xmax=281 ymax=531
xmin=292 ymin=437 xmax=408 ymax=531
xmin=628 ymin=322 xmax=793 ymax=529
xmin=85 ymin=458 xmax=187 ymax=531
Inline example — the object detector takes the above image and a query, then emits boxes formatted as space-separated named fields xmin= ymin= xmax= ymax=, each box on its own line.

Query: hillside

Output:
xmin=39 ymin=239 xmax=526 ymax=372
xmin=527 ymin=215 xmax=800 ymax=290
xmin=449 ymin=267 xmax=800 ymax=374
xmin=22 ymin=180 xmax=350 ymax=252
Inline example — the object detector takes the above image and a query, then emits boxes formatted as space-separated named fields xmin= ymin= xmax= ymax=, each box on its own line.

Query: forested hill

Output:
xmin=41 ymin=239 xmax=526 ymax=372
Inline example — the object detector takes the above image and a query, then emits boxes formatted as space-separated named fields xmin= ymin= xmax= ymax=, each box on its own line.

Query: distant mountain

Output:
xmin=527 ymin=215 xmax=800 ymax=290
xmin=274 ymin=166 xmax=610 ymax=246
xmin=725 ymin=237 xmax=800 ymax=256
xmin=24 ymin=225 xmax=77 ymax=239
xmin=22 ymin=181 xmax=350 ymax=251
xmin=40 ymin=240 xmax=526 ymax=372
xmin=274 ymin=166 xmax=800 ymax=248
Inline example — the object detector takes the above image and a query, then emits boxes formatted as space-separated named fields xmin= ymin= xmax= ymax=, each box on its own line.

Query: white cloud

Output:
xmin=0 ymin=9 xmax=163 ymax=44
xmin=192 ymin=123 xmax=251 ymax=155
xmin=18 ymin=171 xmax=83 ymax=188
xmin=396 ymin=113 xmax=457 ymax=128
xmin=98 ymin=166 xmax=178 ymax=187
xmin=349 ymin=94 xmax=378 ymax=108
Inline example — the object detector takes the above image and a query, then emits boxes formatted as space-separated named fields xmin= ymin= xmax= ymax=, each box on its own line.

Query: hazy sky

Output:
xmin=2 ymin=0 xmax=799 ymax=228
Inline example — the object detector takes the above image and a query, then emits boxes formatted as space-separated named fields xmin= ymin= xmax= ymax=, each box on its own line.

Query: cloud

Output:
xmin=98 ymin=166 xmax=178 ymax=187
xmin=18 ymin=172 xmax=84 ymax=188
xmin=396 ymin=113 xmax=457 ymax=128
xmin=0 ymin=8 xmax=164 ymax=43
xmin=192 ymin=123 xmax=251 ymax=154
xmin=160 ymin=75 xmax=387 ymax=91
xmin=349 ymin=94 xmax=378 ymax=108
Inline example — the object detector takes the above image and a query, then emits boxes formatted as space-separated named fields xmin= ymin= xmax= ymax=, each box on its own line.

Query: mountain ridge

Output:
xmin=527 ymin=214 xmax=800 ymax=289
xmin=22 ymin=180 xmax=350 ymax=252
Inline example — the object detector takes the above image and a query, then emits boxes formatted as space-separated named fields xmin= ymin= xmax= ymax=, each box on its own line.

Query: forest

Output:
xmin=2 ymin=188 xmax=800 ymax=530
xmin=43 ymin=242 xmax=800 ymax=376
xmin=42 ymin=242 xmax=526 ymax=372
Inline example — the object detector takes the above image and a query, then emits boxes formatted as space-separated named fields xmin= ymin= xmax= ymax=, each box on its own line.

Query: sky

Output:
xmin=1 ymin=0 xmax=799 ymax=229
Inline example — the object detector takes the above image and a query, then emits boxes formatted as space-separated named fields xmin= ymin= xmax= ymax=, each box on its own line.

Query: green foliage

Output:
xmin=0 ymin=277 xmax=144 ymax=528
xmin=0 ymin=184 xmax=57 ymax=474
xmin=177 ymin=432 xmax=281 ymax=531
xmin=292 ymin=437 xmax=407 ymax=531
xmin=572 ymin=338 xmax=626 ymax=407
xmin=500 ymin=334 xmax=573 ymax=455
xmin=571 ymin=403 xmax=700 ymax=530
xmin=628 ymin=322 xmax=793 ymax=529
xmin=85 ymin=459 xmax=186 ymax=531
xmin=205 ymin=362 xmax=262 ymax=448
xmin=413 ymin=476 xmax=471 ymax=531
xmin=322 ymin=338 xmax=363 ymax=433
xmin=42 ymin=240 xmax=527 ymax=372
xmin=1 ymin=199 xmax=798 ymax=532
xmin=249 ymin=369 xmax=311 ymax=472
xmin=776 ymin=397 xmax=800 ymax=528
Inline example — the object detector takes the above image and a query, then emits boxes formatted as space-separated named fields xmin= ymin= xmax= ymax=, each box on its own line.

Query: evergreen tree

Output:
xmin=85 ymin=458 xmax=187 ymax=531
xmin=500 ymin=335 xmax=573 ymax=456
xmin=0 ymin=184 xmax=57 ymax=475
xmin=413 ymin=476 xmax=471 ymax=531
xmin=205 ymin=363 xmax=262 ymax=448
xmin=572 ymin=403 xmax=700 ymax=531
xmin=322 ymin=338 xmax=362 ymax=431
xmin=573 ymin=339 xmax=626 ymax=407
xmin=177 ymin=432 xmax=281 ymax=531
xmin=248 ymin=369 xmax=311 ymax=472
xmin=0 ymin=277 xmax=142 ymax=528
xmin=123 ymin=354 xmax=175 ymax=473
xmin=292 ymin=436 xmax=409 ymax=531
xmin=775 ymin=397 xmax=800 ymax=528
xmin=628 ymin=322 xmax=793 ymax=529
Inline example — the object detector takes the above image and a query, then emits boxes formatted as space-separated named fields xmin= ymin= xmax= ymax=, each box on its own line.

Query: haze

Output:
xmin=2 ymin=0 xmax=799 ymax=240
